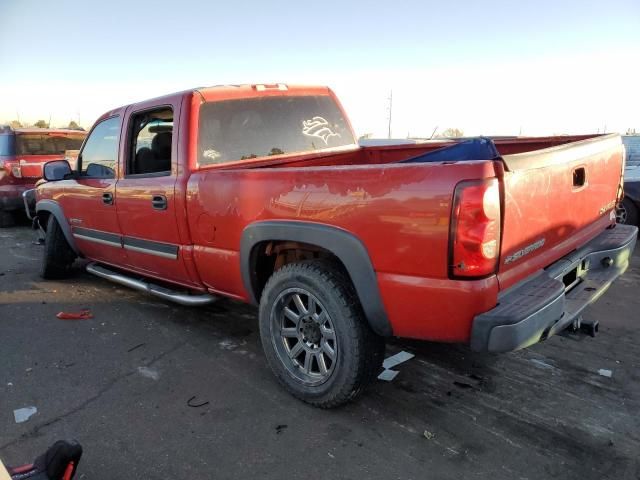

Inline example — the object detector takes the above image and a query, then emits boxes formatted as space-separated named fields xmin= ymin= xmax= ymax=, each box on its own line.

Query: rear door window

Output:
xmin=127 ymin=107 xmax=173 ymax=175
xmin=198 ymin=95 xmax=355 ymax=166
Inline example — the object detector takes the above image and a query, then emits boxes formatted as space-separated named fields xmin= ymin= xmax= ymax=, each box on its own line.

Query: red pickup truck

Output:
xmin=33 ymin=84 xmax=637 ymax=407
xmin=0 ymin=126 xmax=86 ymax=226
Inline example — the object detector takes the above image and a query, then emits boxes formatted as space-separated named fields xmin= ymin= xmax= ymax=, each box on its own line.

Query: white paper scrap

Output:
xmin=14 ymin=406 xmax=37 ymax=424
xmin=383 ymin=351 xmax=415 ymax=370
xmin=377 ymin=369 xmax=399 ymax=382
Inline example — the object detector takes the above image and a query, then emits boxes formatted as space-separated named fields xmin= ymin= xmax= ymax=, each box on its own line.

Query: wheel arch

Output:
xmin=240 ymin=221 xmax=392 ymax=337
xmin=36 ymin=199 xmax=80 ymax=255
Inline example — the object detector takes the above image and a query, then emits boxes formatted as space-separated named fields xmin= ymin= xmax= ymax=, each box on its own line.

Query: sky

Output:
xmin=0 ymin=0 xmax=639 ymax=138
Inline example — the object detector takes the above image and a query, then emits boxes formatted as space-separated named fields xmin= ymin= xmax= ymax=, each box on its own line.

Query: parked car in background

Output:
xmin=0 ymin=126 xmax=86 ymax=226
xmin=615 ymin=136 xmax=640 ymax=227
xmin=33 ymin=84 xmax=636 ymax=407
xmin=617 ymin=164 xmax=640 ymax=226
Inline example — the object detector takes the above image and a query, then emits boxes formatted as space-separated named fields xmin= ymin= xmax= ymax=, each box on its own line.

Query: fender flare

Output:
xmin=240 ymin=221 xmax=392 ymax=337
xmin=36 ymin=200 xmax=80 ymax=255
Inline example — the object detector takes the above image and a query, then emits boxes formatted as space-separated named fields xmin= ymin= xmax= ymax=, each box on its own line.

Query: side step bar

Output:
xmin=86 ymin=263 xmax=217 ymax=307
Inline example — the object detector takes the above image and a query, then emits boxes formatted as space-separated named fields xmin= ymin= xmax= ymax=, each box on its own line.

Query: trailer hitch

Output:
xmin=579 ymin=318 xmax=599 ymax=337
xmin=563 ymin=316 xmax=599 ymax=338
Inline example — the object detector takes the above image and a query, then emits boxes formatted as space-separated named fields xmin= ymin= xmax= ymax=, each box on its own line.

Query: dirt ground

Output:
xmin=1 ymin=224 xmax=639 ymax=480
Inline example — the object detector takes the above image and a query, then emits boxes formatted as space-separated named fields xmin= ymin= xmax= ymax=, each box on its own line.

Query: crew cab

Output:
xmin=33 ymin=84 xmax=637 ymax=407
xmin=0 ymin=126 xmax=85 ymax=226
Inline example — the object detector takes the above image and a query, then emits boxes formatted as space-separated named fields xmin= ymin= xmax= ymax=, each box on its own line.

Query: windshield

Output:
xmin=16 ymin=133 xmax=85 ymax=156
xmin=198 ymin=95 xmax=356 ymax=166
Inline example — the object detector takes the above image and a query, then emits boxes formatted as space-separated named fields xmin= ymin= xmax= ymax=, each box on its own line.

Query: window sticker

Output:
xmin=203 ymin=149 xmax=222 ymax=161
xmin=301 ymin=116 xmax=341 ymax=145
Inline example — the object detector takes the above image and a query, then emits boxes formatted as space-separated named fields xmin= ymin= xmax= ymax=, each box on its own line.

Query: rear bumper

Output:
xmin=470 ymin=224 xmax=638 ymax=352
xmin=0 ymin=184 xmax=34 ymax=211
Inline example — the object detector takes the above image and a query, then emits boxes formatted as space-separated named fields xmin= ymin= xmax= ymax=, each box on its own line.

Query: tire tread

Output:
xmin=260 ymin=260 xmax=384 ymax=408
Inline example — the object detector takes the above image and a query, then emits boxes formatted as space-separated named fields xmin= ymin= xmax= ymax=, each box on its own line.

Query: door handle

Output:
xmin=151 ymin=195 xmax=167 ymax=210
xmin=102 ymin=192 xmax=113 ymax=205
xmin=573 ymin=167 xmax=586 ymax=188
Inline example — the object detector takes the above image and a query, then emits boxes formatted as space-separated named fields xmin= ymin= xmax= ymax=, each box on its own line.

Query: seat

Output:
xmin=135 ymin=147 xmax=155 ymax=174
xmin=151 ymin=131 xmax=172 ymax=172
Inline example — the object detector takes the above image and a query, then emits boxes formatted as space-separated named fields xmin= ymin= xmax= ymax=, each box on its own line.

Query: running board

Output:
xmin=86 ymin=263 xmax=217 ymax=306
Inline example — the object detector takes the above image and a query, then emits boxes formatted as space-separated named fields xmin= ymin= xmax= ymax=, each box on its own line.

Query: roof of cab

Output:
xmin=195 ymin=84 xmax=331 ymax=102
xmin=93 ymin=84 xmax=333 ymax=125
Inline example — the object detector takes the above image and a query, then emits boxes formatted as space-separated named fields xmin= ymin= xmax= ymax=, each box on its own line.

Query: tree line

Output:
xmin=5 ymin=119 xmax=84 ymax=130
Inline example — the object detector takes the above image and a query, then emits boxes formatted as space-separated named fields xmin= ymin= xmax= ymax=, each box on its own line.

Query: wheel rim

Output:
xmin=616 ymin=204 xmax=627 ymax=224
xmin=270 ymin=287 xmax=338 ymax=386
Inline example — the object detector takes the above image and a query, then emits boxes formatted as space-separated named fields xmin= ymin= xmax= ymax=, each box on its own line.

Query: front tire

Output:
xmin=259 ymin=260 xmax=384 ymax=408
xmin=41 ymin=215 xmax=76 ymax=279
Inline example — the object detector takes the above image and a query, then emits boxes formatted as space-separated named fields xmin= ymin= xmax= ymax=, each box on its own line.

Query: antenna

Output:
xmin=387 ymin=90 xmax=393 ymax=139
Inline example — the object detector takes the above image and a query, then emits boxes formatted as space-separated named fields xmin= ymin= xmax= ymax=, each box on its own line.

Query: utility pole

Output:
xmin=387 ymin=90 xmax=393 ymax=139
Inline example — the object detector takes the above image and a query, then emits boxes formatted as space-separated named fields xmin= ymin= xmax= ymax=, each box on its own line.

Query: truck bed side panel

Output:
xmin=187 ymin=161 xmax=498 ymax=341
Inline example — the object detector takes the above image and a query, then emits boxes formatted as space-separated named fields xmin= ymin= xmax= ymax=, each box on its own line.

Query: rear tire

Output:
xmin=41 ymin=215 xmax=76 ymax=279
xmin=617 ymin=197 xmax=639 ymax=226
xmin=259 ymin=260 xmax=385 ymax=408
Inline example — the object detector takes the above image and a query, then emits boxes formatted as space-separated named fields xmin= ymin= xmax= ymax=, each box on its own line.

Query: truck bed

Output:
xmin=187 ymin=133 xmax=623 ymax=341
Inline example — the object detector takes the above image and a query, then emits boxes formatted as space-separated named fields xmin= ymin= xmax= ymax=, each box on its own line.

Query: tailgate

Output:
xmin=497 ymin=134 xmax=623 ymax=290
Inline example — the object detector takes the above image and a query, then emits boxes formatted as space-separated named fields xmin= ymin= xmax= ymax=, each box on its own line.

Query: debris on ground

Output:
xmin=423 ymin=430 xmax=435 ymax=440
xmin=530 ymin=358 xmax=555 ymax=370
xmin=598 ymin=369 xmax=613 ymax=378
xmin=187 ymin=396 xmax=209 ymax=408
xmin=137 ymin=366 xmax=160 ymax=381
xmin=453 ymin=380 xmax=474 ymax=389
xmin=13 ymin=406 xmax=37 ymax=423
xmin=377 ymin=369 xmax=399 ymax=382
xmin=382 ymin=351 xmax=415 ymax=370
xmin=127 ymin=343 xmax=146 ymax=353
xmin=275 ymin=424 xmax=288 ymax=434
xmin=378 ymin=351 xmax=415 ymax=381
xmin=56 ymin=309 xmax=93 ymax=320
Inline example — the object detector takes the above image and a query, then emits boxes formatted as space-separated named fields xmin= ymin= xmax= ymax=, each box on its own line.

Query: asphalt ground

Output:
xmin=1 ymin=223 xmax=639 ymax=479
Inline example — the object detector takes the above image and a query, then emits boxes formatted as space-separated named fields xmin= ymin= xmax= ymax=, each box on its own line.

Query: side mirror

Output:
xmin=43 ymin=160 xmax=72 ymax=181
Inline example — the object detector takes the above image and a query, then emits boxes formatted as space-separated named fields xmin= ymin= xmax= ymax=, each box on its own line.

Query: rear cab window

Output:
xmin=197 ymin=95 xmax=356 ymax=167
xmin=15 ymin=132 xmax=85 ymax=156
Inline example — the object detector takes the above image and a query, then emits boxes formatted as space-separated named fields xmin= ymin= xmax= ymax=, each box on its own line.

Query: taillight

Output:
xmin=11 ymin=163 xmax=22 ymax=178
xmin=449 ymin=178 xmax=501 ymax=278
